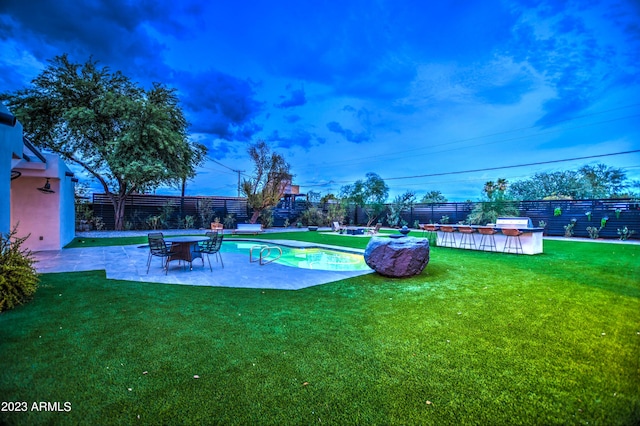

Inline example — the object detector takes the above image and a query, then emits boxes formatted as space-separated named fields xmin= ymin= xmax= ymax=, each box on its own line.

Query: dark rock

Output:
xmin=364 ymin=236 xmax=430 ymax=278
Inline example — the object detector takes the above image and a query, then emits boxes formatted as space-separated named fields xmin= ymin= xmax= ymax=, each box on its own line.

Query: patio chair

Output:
xmin=146 ymin=233 xmax=177 ymax=274
xmin=367 ymin=223 xmax=382 ymax=235
xmin=332 ymin=221 xmax=346 ymax=232
xmin=200 ymin=231 xmax=224 ymax=271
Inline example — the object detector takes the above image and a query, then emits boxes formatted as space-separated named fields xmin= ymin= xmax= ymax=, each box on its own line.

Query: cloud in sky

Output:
xmin=326 ymin=122 xmax=371 ymax=144
xmin=276 ymin=87 xmax=306 ymax=109
xmin=1 ymin=0 xmax=639 ymax=200
xmin=176 ymin=70 xmax=264 ymax=142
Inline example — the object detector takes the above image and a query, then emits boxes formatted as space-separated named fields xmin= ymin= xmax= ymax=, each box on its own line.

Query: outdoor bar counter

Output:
xmin=427 ymin=217 xmax=544 ymax=255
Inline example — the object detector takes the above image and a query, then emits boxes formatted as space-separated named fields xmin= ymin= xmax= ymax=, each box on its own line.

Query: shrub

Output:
xmin=182 ymin=215 xmax=195 ymax=229
xmin=617 ymin=226 xmax=636 ymax=241
xmin=223 ymin=214 xmax=236 ymax=229
xmin=146 ymin=215 xmax=161 ymax=230
xmin=300 ymin=206 xmax=324 ymax=226
xmin=586 ymin=226 xmax=601 ymax=239
xmin=260 ymin=208 xmax=274 ymax=228
xmin=324 ymin=202 xmax=346 ymax=226
xmin=386 ymin=191 xmax=416 ymax=227
xmin=75 ymin=202 xmax=105 ymax=231
xmin=0 ymin=226 xmax=39 ymax=312
xmin=197 ymin=198 xmax=216 ymax=228
xmin=564 ymin=219 xmax=577 ymax=237
xmin=159 ymin=202 xmax=176 ymax=228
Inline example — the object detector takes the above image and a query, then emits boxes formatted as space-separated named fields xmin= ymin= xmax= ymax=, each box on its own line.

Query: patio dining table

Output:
xmin=164 ymin=236 xmax=210 ymax=271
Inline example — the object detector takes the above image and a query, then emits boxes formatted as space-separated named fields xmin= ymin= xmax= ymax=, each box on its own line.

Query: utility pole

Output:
xmin=206 ymin=156 xmax=244 ymax=198
xmin=233 ymin=169 xmax=244 ymax=198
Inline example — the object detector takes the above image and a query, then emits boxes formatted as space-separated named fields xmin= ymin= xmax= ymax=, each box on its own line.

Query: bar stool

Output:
xmin=457 ymin=225 xmax=476 ymax=249
xmin=439 ymin=225 xmax=457 ymax=248
xmin=477 ymin=226 xmax=498 ymax=252
xmin=423 ymin=224 xmax=439 ymax=246
xmin=502 ymin=228 xmax=523 ymax=254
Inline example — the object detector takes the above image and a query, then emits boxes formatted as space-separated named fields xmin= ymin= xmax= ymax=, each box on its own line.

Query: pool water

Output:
xmin=221 ymin=242 xmax=371 ymax=272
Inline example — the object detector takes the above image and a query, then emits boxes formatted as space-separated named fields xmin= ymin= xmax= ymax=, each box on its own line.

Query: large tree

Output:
xmin=508 ymin=163 xmax=628 ymax=200
xmin=1 ymin=54 xmax=206 ymax=230
xmin=241 ymin=140 xmax=292 ymax=224
xmin=420 ymin=190 xmax=448 ymax=204
xmin=508 ymin=170 xmax=585 ymax=200
xmin=340 ymin=172 xmax=389 ymax=226
xmin=578 ymin=164 xmax=628 ymax=198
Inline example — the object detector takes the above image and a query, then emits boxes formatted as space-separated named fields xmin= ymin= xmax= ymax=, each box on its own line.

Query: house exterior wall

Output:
xmin=10 ymin=175 xmax=61 ymax=250
xmin=56 ymin=156 xmax=76 ymax=248
xmin=11 ymin=153 xmax=76 ymax=252
xmin=0 ymin=105 xmax=23 ymax=236
xmin=3 ymin=101 xmax=76 ymax=251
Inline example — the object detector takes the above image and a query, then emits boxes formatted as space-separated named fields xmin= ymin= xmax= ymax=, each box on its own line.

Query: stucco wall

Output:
xmin=10 ymin=154 xmax=76 ymax=252
xmin=0 ymin=105 xmax=23 ymax=236
xmin=3 ymin=102 xmax=75 ymax=251
xmin=10 ymin=175 xmax=61 ymax=251
xmin=56 ymin=156 xmax=76 ymax=248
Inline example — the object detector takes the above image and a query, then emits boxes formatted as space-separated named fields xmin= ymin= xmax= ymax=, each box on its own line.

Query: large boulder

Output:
xmin=364 ymin=236 xmax=430 ymax=278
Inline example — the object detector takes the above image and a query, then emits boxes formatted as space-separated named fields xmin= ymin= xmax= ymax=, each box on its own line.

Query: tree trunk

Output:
xmin=180 ymin=178 xmax=186 ymax=221
xmin=113 ymin=197 xmax=127 ymax=231
xmin=249 ymin=210 xmax=261 ymax=224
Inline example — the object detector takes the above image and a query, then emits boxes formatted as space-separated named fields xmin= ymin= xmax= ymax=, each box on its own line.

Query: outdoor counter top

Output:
xmin=427 ymin=224 xmax=545 ymax=233
xmin=422 ymin=224 xmax=544 ymax=255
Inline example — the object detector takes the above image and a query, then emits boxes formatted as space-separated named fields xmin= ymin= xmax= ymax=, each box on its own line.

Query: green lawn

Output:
xmin=1 ymin=236 xmax=639 ymax=425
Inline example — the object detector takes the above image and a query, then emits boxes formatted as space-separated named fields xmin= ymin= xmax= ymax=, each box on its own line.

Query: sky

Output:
xmin=1 ymin=0 xmax=639 ymax=201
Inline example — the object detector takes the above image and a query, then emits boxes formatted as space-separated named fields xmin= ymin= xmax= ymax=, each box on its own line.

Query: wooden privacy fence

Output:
xmin=87 ymin=194 xmax=639 ymax=239
xmin=91 ymin=194 xmax=249 ymax=230
xmin=349 ymin=198 xmax=639 ymax=239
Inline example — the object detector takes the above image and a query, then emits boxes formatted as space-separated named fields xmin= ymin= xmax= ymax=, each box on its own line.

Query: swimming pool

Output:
xmin=221 ymin=242 xmax=371 ymax=272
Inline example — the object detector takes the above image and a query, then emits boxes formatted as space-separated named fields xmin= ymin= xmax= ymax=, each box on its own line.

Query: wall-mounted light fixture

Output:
xmin=37 ymin=178 xmax=55 ymax=194
xmin=11 ymin=170 xmax=21 ymax=180
xmin=0 ymin=112 xmax=17 ymax=127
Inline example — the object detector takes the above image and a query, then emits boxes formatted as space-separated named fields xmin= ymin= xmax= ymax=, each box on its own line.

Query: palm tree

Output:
xmin=496 ymin=178 xmax=508 ymax=192
xmin=484 ymin=181 xmax=496 ymax=199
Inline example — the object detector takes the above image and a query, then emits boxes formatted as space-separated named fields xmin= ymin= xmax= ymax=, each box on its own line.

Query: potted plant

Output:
xmin=554 ymin=207 xmax=562 ymax=217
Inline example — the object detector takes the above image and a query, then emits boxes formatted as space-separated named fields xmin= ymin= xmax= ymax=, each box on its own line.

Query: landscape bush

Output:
xmin=0 ymin=226 xmax=39 ymax=312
